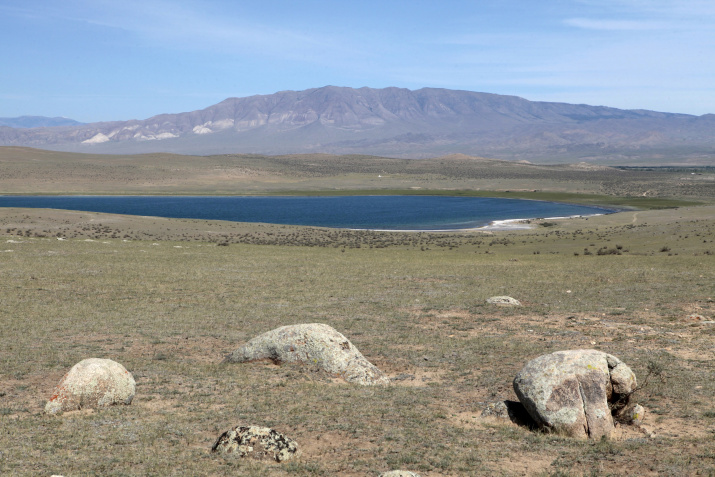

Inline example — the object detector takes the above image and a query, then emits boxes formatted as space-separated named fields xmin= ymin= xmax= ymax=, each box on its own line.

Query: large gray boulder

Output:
xmin=224 ymin=323 xmax=389 ymax=386
xmin=45 ymin=358 xmax=136 ymax=415
xmin=212 ymin=425 xmax=300 ymax=462
xmin=513 ymin=349 xmax=636 ymax=439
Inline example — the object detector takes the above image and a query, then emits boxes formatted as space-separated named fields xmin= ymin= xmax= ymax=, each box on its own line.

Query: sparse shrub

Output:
xmin=489 ymin=238 xmax=514 ymax=246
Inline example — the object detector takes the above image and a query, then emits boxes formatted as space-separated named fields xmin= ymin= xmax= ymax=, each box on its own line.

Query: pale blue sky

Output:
xmin=1 ymin=0 xmax=714 ymax=122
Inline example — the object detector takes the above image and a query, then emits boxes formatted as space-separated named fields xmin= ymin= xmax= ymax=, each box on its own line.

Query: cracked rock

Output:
xmin=212 ymin=425 xmax=300 ymax=462
xmin=224 ymin=323 xmax=389 ymax=385
xmin=513 ymin=349 xmax=636 ymax=439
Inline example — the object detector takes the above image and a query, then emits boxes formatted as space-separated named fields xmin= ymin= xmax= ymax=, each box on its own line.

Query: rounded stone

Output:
xmin=630 ymin=404 xmax=646 ymax=425
xmin=45 ymin=358 xmax=136 ymax=415
xmin=224 ymin=323 xmax=389 ymax=385
xmin=211 ymin=425 xmax=301 ymax=462
xmin=486 ymin=296 xmax=521 ymax=306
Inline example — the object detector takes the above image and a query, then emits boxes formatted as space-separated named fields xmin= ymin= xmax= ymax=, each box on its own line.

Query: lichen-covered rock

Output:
xmin=379 ymin=471 xmax=422 ymax=477
xmin=479 ymin=400 xmax=535 ymax=428
xmin=513 ymin=349 xmax=636 ymax=439
xmin=224 ymin=323 xmax=389 ymax=385
xmin=481 ymin=400 xmax=511 ymax=419
xmin=486 ymin=296 xmax=521 ymax=306
xmin=45 ymin=358 xmax=135 ymax=415
xmin=211 ymin=426 xmax=300 ymax=462
xmin=629 ymin=404 xmax=646 ymax=425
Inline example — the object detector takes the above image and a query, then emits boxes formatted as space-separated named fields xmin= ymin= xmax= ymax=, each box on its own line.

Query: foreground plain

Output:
xmin=1 ymin=148 xmax=714 ymax=476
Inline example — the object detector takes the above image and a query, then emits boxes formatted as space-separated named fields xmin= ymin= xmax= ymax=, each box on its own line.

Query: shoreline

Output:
xmin=475 ymin=213 xmax=606 ymax=231
xmin=352 ymin=213 xmax=607 ymax=233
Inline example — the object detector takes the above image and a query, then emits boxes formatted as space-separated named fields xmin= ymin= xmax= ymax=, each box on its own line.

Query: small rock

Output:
xmin=480 ymin=400 xmax=536 ymax=427
xmin=224 ymin=323 xmax=389 ymax=385
xmin=682 ymin=313 xmax=707 ymax=322
xmin=481 ymin=401 xmax=510 ymax=419
xmin=380 ymin=471 xmax=422 ymax=477
xmin=486 ymin=296 xmax=522 ymax=306
xmin=630 ymin=404 xmax=646 ymax=425
xmin=45 ymin=358 xmax=136 ymax=415
xmin=211 ymin=425 xmax=300 ymax=462
xmin=638 ymin=424 xmax=656 ymax=438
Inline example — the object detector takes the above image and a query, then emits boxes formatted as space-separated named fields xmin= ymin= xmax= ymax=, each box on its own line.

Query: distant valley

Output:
xmin=1 ymin=86 xmax=713 ymax=164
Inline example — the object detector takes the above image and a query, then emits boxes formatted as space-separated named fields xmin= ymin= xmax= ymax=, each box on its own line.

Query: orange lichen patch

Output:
xmin=681 ymin=313 xmax=708 ymax=323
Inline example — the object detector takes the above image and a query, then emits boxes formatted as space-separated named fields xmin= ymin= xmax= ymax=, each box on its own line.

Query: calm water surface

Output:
xmin=0 ymin=195 xmax=612 ymax=231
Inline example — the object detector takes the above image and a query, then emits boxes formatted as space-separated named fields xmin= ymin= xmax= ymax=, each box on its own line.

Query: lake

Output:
xmin=0 ymin=195 xmax=612 ymax=231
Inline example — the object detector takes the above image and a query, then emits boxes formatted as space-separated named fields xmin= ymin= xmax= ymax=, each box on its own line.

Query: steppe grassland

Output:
xmin=1 ymin=205 xmax=715 ymax=476
xmin=0 ymin=147 xmax=713 ymax=200
xmin=1 ymin=148 xmax=715 ymax=475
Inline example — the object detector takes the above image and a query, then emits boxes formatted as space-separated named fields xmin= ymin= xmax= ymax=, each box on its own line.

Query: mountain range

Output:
xmin=0 ymin=116 xmax=83 ymax=128
xmin=1 ymin=86 xmax=713 ymax=164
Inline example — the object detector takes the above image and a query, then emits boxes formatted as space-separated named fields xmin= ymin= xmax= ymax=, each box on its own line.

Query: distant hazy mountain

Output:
xmin=0 ymin=116 xmax=83 ymax=128
xmin=1 ymin=86 xmax=713 ymax=163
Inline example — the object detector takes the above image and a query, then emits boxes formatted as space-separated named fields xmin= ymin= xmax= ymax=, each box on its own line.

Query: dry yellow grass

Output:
xmin=1 ymin=204 xmax=714 ymax=476
xmin=1 ymin=148 xmax=714 ymax=475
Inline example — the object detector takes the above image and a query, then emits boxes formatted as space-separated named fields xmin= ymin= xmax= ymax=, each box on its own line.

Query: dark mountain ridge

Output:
xmin=1 ymin=86 xmax=713 ymax=164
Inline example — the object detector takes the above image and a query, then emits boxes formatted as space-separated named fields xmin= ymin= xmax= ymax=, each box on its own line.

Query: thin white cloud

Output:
xmin=67 ymin=0 xmax=363 ymax=64
xmin=564 ymin=18 xmax=666 ymax=30
xmin=574 ymin=0 xmax=715 ymax=14
xmin=570 ymin=0 xmax=715 ymax=26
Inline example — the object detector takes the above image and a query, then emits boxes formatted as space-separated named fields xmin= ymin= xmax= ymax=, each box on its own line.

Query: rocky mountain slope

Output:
xmin=1 ymin=86 xmax=713 ymax=163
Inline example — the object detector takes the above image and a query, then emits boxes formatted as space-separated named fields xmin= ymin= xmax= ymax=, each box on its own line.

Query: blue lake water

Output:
xmin=0 ymin=195 xmax=612 ymax=231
